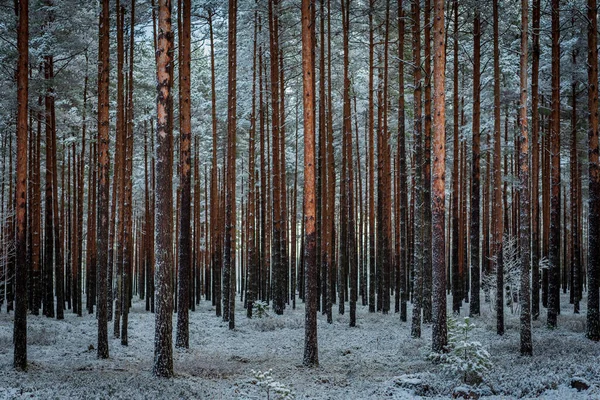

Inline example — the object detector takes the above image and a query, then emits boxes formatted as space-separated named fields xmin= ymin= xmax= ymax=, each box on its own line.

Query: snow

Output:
xmin=1 ymin=293 xmax=600 ymax=399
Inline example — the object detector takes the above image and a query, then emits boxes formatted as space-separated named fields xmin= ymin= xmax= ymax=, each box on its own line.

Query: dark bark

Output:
xmin=469 ymin=1 xmax=481 ymax=317
xmin=13 ymin=0 xmax=28 ymax=371
xmin=587 ymin=0 xmax=600 ymax=341
xmin=96 ymin=0 xmax=110 ymax=359
xmin=547 ymin=0 xmax=561 ymax=329
xmin=519 ymin=0 xmax=532 ymax=355
xmin=176 ymin=0 xmax=191 ymax=348
xmin=153 ymin=0 xmax=174 ymax=378
xmin=301 ymin=0 xmax=318 ymax=367
xmin=492 ymin=0 xmax=504 ymax=336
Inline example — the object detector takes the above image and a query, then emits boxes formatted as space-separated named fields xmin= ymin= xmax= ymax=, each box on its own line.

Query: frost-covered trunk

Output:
xmin=411 ymin=0 xmax=423 ymax=339
xmin=224 ymin=0 xmax=237 ymax=330
xmin=451 ymin=0 xmax=461 ymax=316
xmin=318 ymin=0 xmax=327 ymax=317
xmin=13 ymin=0 xmax=28 ymax=371
xmin=208 ymin=9 xmax=219 ymax=316
xmin=367 ymin=0 xmax=376 ymax=315
xmin=341 ymin=0 xmax=357 ymax=328
xmin=570 ymin=33 xmax=581 ymax=314
xmin=176 ymin=0 xmax=191 ymax=347
xmin=153 ymin=0 xmax=174 ymax=378
xmin=492 ymin=0 xmax=504 ymax=336
xmin=397 ymin=0 xmax=408 ymax=322
xmin=587 ymin=0 xmax=600 ymax=341
xmin=113 ymin=2 xmax=125 ymax=337
xmin=96 ymin=0 xmax=110 ymax=360
xmin=431 ymin=0 xmax=447 ymax=354
xmin=43 ymin=55 xmax=55 ymax=320
xmin=547 ymin=0 xmax=561 ymax=329
xmin=246 ymin=8 xmax=258 ymax=319
xmin=269 ymin=0 xmax=284 ymax=316
xmin=469 ymin=2 xmax=481 ymax=317
xmin=422 ymin=0 xmax=433 ymax=325
xmin=121 ymin=0 xmax=136 ymax=346
xmin=301 ymin=0 xmax=318 ymax=367
xmin=530 ymin=0 xmax=541 ymax=321
xmin=518 ymin=0 xmax=532 ymax=355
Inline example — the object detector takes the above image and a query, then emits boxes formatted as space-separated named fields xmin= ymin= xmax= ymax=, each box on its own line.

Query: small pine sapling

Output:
xmin=253 ymin=301 xmax=270 ymax=318
xmin=250 ymin=369 xmax=295 ymax=400
xmin=430 ymin=317 xmax=492 ymax=385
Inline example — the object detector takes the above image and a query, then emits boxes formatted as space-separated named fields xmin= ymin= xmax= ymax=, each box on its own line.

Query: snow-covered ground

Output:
xmin=1 ymin=293 xmax=599 ymax=399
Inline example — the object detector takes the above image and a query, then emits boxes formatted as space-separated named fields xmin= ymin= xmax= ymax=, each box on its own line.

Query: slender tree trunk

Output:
xmin=96 ymin=0 xmax=110 ymax=359
xmin=422 ymin=0 xmax=433 ymax=324
xmin=469 ymin=1 xmax=481 ymax=316
xmin=43 ymin=55 xmax=55 ymax=319
xmin=492 ymin=0 xmax=505 ymax=336
xmin=153 ymin=0 xmax=174 ymax=378
xmin=431 ymin=0 xmax=447 ymax=353
xmin=301 ymin=0 xmax=318 ymax=367
xmin=207 ymin=9 xmax=220 ymax=317
xmin=587 ymin=0 xmax=600 ymax=341
xmin=367 ymin=0 xmax=376 ymax=314
xmin=340 ymin=0 xmax=357 ymax=327
xmin=247 ymin=5 xmax=259 ymax=319
xmin=547 ymin=0 xmax=561 ymax=329
xmin=121 ymin=0 xmax=135 ymax=346
xmin=451 ymin=0 xmax=460 ymax=315
xmin=519 ymin=0 xmax=532 ymax=355
xmin=176 ymin=0 xmax=191 ymax=348
xmin=411 ymin=0 xmax=423 ymax=338
xmin=397 ymin=0 xmax=408 ymax=322
xmin=224 ymin=0 xmax=238 ymax=329
xmin=13 ymin=0 xmax=28 ymax=371
xmin=531 ymin=0 xmax=541 ymax=320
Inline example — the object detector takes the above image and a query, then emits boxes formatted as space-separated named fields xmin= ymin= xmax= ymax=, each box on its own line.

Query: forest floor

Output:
xmin=1 ymin=292 xmax=600 ymax=399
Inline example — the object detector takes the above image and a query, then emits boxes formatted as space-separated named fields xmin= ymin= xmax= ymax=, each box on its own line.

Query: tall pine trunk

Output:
xmin=518 ymin=0 xmax=532 ymax=355
xmin=586 ymin=0 xmax=600 ymax=341
xmin=96 ymin=0 xmax=110 ymax=359
xmin=13 ymin=0 xmax=28 ymax=371
xmin=176 ymin=0 xmax=191 ymax=348
xmin=153 ymin=0 xmax=174 ymax=378
xmin=431 ymin=0 xmax=447 ymax=354
xmin=301 ymin=0 xmax=318 ymax=367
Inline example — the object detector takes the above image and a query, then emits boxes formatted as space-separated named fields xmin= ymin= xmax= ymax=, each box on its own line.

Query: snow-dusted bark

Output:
xmin=176 ymin=0 xmax=191 ymax=348
xmin=469 ymin=1 xmax=481 ymax=318
xmin=530 ymin=0 xmax=541 ymax=321
xmin=153 ymin=0 xmax=174 ymax=378
xmin=269 ymin=0 xmax=284 ymax=317
xmin=518 ymin=0 xmax=532 ymax=356
xmin=422 ymin=0 xmax=433 ymax=325
xmin=96 ymin=0 xmax=110 ymax=360
xmin=14 ymin=0 xmax=28 ymax=371
xmin=431 ymin=0 xmax=447 ymax=354
xmin=492 ymin=0 xmax=504 ymax=337
xmin=587 ymin=0 xmax=600 ymax=342
xmin=301 ymin=0 xmax=318 ymax=368
xmin=547 ymin=0 xmax=561 ymax=329
xmin=411 ymin=0 xmax=423 ymax=340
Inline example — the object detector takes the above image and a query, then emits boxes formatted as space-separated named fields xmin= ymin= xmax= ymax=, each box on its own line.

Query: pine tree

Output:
xmin=302 ymin=0 xmax=318 ymax=368
xmin=431 ymin=0 xmax=447 ymax=353
xmin=13 ymin=0 xmax=28 ymax=371
xmin=518 ymin=0 xmax=532 ymax=355
xmin=587 ymin=0 xmax=600 ymax=341
xmin=547 ymin=0 xmax=561 ymax=329
xmin=469 ymin=0 xmax=481 ymax=317
xmin=153 ymin=0 xmax=174 ymax=378
xmin=96 ymin=0 xmax=110 ymax=360
xmin=176 ymin=0 xmax=191 ymax=348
